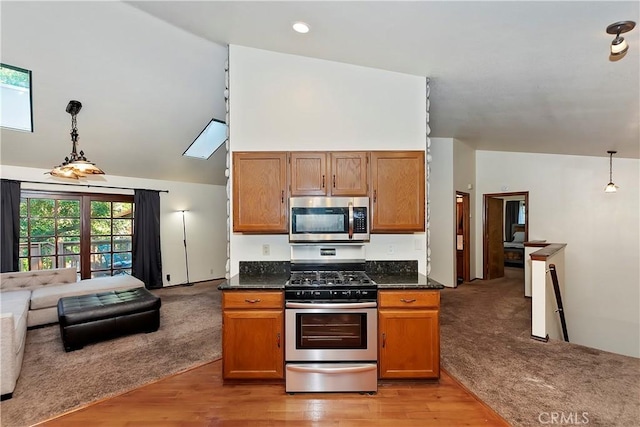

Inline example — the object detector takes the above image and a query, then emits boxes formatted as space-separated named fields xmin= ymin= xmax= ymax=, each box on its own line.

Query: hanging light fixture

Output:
xmin=604 ymin=150 xmax=618 ymax=193
xmin=48 ymin=100 xmax=104 ymax=179
xmin=606 ymin=21 xmax=635 ymax=58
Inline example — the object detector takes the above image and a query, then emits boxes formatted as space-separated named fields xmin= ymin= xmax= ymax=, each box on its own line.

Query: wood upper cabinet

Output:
xmin=330 ymin=152 xmax=369 ymax=196
xmin=378 ymin=290 xmax=440 ymax=379
xmin=222 ymin=291 xmax=284 ymax=380
xmin=290 ymin=151 xmax=368 ymax=197
xmin=370 ymin=151 xmax=425 ymax=233
xmin=233 ymin=152 xmax=289 ymax=233
xmin=290 ymin=152 xmax=327 ymax=196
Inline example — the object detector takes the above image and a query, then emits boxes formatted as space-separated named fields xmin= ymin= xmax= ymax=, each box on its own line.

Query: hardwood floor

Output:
xmin=38 ymin=359 xmax=509 ymax=426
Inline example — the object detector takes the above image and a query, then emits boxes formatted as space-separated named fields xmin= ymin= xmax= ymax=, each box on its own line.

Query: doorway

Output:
xmin=455 ymin=192 xmax=471 ymax=285
xmin=482 ymin=192 xmax=529 ymax=280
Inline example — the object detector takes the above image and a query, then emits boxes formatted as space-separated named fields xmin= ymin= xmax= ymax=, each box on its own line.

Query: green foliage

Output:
xmin=20 ymin=198 xmax=80 ymax=238
xmin=19 ymin=195 xmax=133 ymax=274
xmin=0 ymin=65 xmax=30 ymax=89
xmin=91 ymin=201 xmax=111 ymax=218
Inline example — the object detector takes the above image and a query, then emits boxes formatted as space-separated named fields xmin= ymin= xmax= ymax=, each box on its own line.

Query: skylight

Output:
xmin=183 ymin=118 xmax=227 ymax=160
xmin=1 ymin=63 xmax=33 ymax=132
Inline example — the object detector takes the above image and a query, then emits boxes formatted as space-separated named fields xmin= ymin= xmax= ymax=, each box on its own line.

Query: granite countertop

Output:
xmin=370 ymin=273 xmax=445 ymax=290
xmin=219 ymin=260 xmax=445 ymax=291
xmin=217 ymin=273 xmax=288 ymax=290
xmin=218 ymin=272 xmax=445 ymax=291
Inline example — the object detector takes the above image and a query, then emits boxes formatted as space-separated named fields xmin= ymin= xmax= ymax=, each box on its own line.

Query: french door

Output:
xmin=19 ymin=191 xmax=134 ymax=279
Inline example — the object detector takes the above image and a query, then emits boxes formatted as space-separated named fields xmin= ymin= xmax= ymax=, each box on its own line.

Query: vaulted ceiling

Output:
xmin=2 ymin=2 xmax=638 ymax=186
xmin=128 ymin=1 xmax=640 ymax=160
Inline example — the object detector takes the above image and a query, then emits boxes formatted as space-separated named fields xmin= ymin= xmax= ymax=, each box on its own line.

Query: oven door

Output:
xmin=285 ymin=302 xmax=377 ymax=362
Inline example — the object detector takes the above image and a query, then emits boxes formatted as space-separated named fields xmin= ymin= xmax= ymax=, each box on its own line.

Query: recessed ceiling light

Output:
xmin=292 ymin=22 xmax=310 ymax=34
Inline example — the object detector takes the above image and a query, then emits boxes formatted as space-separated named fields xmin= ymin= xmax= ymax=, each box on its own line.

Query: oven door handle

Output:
xmin=348 ymin=201 xmax=354 ymax=239
xmin=286 ymin=364 xmax=377 ymax=375
xmin=285 ymin=302 xmax=377 ymax=309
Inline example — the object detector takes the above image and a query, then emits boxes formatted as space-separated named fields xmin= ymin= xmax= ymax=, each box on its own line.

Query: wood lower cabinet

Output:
xmin=370 ymin=151 xmax=425 ymax=232
xmin=290 ymin=151 xmax=368 ymax=197
xmin=378 ymin=290 xmax=440 ymax=379
xmin=222 ymin=291 xmax=284 ymax=380
xmin=233 ymin=152 xmax=289 ymax=233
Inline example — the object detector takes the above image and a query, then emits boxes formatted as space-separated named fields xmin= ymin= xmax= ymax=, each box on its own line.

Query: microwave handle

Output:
xmin=348 ymin=201 xmax=354 ymax=239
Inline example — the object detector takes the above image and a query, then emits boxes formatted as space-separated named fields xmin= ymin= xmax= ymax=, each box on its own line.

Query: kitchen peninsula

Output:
xmin=218 ymin=261 xmax=444 ymax=386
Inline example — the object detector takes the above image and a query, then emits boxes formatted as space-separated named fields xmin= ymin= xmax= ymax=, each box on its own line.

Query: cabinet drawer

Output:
xmin=223 ymin=291 xmax=283 ymax=309
xmin=378 ymin=290 xmax=439 ymax=309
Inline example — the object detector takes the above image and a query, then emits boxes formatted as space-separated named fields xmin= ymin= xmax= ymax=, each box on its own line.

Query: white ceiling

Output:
xmin=1 ymin=2 xmax=638 ymax=187
xmin=127 ymin=0 xmax=640 ymax=161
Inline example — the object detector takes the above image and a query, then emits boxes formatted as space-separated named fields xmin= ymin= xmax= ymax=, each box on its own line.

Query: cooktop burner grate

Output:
xmin=288 ymin=270 xmax=374 ymax=287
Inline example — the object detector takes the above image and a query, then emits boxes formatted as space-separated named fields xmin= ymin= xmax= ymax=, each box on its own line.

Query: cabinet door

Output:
xmin=233 ymin=152 xmax=288 ymax=233
xmin=378 ymin=308 xmax=439 ymax=379
xmin=290 ymin=152 xmax=328 ymax=196
xmin=330 ymin=152 xmax=369 ymax=196
xmin=370 ymin=151 xmax=425 ymax=232
xmin=223 ymin=309 xmax=284 ymax=379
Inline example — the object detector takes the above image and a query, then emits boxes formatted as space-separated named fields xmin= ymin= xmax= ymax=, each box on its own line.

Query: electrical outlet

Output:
xmin=262 ymin=244 xmax=270 ymax=256
xmin=210 ymin=269 xmax=214 ymax=275
xmin=166 ymin=274 xmax=171 ymax=282
xmin=388 ymin=244 xmax=395 ymax=254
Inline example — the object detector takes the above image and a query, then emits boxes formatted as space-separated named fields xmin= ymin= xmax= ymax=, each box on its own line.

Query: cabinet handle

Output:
xmin=400 ymin=298 xmax=417 ymax=303
xmin=382 ymin=332 xmax=386 ymax=348
xmin=333 ymin=175 xmax=336 ymax=188
xmin=244 ymin=298 xmax=261 ymax=304
xmin=373 ymin=189 xmax=377 ymax=203
xmin=277 ymin=332 xmax=281 ymax=348
xmin=281 ymin=190 xmax=284 ymax=203
xmin=322 ymin=175 xmax=325 ymax=188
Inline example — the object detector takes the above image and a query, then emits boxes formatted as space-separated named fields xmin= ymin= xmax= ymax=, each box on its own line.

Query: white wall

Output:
xmin=429 ymin=138 xmax=455 ymax=286
xmin=1 ymin=165 xmax=227 ymax=287
xmin=228 ymin=45 xmax=427 ymax=276
xmin=476 ymin=151 xmax=640 ymax=357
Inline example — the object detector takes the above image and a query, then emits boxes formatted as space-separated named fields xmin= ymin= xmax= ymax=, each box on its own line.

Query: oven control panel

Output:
xmin=285 ymin=287 xmax=377 ymax=302
xmin=353 ymin=208 xmax=367 ymax=233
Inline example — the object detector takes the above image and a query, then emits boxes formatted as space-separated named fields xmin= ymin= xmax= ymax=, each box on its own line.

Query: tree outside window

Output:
xmin=19 ymin=191 xmax=133 ymax=279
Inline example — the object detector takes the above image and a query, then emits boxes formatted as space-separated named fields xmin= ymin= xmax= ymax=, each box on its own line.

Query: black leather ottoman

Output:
xmin=57 ymin=287 xmax=161 ymax=352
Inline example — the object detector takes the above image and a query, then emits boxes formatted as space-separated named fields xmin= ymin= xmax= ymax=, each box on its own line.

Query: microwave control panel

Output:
xmin=353 ymin=208 xmax=368 ymax=233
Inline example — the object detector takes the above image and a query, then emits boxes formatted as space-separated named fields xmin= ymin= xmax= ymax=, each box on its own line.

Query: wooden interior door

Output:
xmin=484 ymin=196 xmax=504 ymax=279
xmin=455 ymin=192 xmax=471 ymax=284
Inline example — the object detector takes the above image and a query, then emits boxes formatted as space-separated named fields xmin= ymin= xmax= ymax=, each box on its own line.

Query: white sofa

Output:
xmin=0 ymin=268 xmax=145 ymax=399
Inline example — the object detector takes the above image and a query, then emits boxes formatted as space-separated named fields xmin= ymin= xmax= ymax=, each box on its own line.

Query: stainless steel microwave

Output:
xmin=289 ymin=197 xmax=370 ymax=243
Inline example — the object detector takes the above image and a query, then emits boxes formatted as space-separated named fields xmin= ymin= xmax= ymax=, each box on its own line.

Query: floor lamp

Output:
xmin=180 ymin=210 xmax=192 ymax=286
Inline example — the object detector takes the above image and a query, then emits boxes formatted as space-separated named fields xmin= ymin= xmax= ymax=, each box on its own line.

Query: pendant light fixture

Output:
xmin=606 ymin=21 xmax=635 ymax=58
xmin=604 ymin=150 xmax=618 ymax=193
xmin=48 ymin=100 xmax=104 ymax=179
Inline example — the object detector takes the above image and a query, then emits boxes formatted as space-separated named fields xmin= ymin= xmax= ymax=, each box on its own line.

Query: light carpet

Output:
xmin=0 ymin=280 xmax=222 ymax=427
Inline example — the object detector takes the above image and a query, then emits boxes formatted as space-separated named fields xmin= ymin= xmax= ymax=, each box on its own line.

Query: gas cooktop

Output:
xmin=287 ymin=270 xmax=374 ymax=287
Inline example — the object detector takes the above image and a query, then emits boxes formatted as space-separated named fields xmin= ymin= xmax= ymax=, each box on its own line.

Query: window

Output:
xmin=183 ymin=118 xmax=227 ymax=159
xmin=89 ymin=199 xmax=133 ymax=278
xmin=518 ymin=201 xmax=526 ymax=224
xmin=1 ymin=63 xmax=33 ymax=132
xmin=19 ymin=191 xmax=134 ymax=279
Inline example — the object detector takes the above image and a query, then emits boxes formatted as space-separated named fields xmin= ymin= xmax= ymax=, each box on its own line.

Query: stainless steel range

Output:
xmin=285 ymin=245 xmax=377 ymax=394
